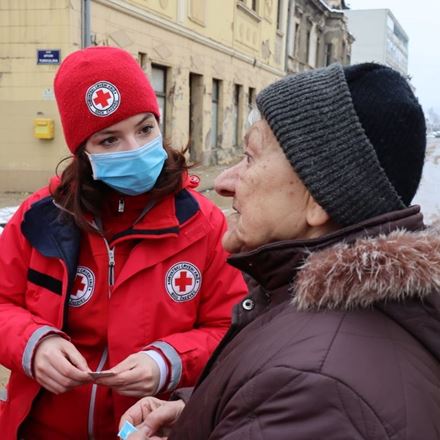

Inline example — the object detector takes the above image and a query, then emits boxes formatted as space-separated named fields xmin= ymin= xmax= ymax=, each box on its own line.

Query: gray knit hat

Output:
xmin=256 ymin=63 xmax=426 ymax=226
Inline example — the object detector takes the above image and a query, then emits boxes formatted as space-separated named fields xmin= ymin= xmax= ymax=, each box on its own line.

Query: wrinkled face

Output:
xmin=85 ymin=112 xmax=160 ymax=154
xmin=214 ymin=119 xmax=314 ymax=254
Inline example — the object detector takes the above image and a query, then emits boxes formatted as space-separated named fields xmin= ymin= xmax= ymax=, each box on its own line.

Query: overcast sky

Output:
xmin=346 ymin=0 xmax=440 ymax=116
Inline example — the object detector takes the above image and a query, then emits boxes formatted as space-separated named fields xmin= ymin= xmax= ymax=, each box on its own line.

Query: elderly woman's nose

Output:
xmin=214 ymin=164 xmax=239 ymax=197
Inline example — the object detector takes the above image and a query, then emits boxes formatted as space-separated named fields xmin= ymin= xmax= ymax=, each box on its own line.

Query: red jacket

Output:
xmin=0 ymin=178 xmax=247 ymax=439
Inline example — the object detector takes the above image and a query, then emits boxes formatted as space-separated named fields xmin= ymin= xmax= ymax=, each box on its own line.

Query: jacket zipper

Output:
xmin=102 ymin=238 xmax=115 ymax=288
xmin=88 ymin=348 xmax=108 ymax=440
xmin=87 ymin=239 xmax=114 ymax=438
xmin=108 ymin=247 xmax=115 ymax=287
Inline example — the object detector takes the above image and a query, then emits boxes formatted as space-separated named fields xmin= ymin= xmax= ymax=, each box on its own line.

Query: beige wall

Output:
xmin=0 ymin=0 xmax=287 ymax=191
xmin=0 ymin=0 xmax=80 ymax=191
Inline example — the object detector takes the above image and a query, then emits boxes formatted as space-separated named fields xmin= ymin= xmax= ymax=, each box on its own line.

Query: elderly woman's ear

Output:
xmin=305 ymin=194 xmax=332 ymax=228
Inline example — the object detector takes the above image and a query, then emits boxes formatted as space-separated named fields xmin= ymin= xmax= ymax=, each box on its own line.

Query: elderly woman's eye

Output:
xmin=244 ymin=152 xmax=252 ymax=163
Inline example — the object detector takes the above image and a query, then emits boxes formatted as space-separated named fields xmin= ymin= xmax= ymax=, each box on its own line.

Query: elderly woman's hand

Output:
xmin=93 ymin=352 xmax=160 ymax=397
xmin=119 ymin=397 xmax=185 ymax=439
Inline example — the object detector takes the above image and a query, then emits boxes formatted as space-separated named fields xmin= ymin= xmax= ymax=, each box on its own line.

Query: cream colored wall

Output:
xmin=91 ymin=0 xmax=286 ymax=164
xmin=122 ymin=0 xmax=287 ymax=70
xmin=0 ymin=0 xmax=82 ymax=191
xmin=185 ymin=1 xmax=235 ymax=47
xmin=0 ymin=0 xmax=285 ymax=191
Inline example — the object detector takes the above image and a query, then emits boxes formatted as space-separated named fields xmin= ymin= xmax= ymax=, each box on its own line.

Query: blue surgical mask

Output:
xmin=86 ymin=135 xmax=167 ymax=195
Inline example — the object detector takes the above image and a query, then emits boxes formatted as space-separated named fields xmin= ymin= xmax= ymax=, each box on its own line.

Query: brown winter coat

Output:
xmin=169 ymin=206 xmax=440 ymax=440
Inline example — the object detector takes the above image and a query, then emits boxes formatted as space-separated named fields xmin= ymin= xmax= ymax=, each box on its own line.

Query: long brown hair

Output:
xmin=52 ymin=142 xmax=189 ymax=231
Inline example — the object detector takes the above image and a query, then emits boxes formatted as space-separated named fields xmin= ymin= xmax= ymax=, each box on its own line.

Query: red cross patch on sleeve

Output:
xmin=165 ymin=262 xmax=202 ymax=302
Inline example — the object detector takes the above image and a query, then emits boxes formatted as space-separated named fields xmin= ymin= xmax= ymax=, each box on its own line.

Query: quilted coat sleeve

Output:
xmin=208 ymin=366 xmax=391 ymax=440
xmin=151 ymin=204 xmax=248 ymax=391
xmin=0 ymin=199 xmax=66 ymax=376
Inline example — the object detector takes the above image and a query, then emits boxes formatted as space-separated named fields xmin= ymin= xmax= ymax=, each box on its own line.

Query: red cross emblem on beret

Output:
xmin=85 ymin=81 xmax=121 ymax=117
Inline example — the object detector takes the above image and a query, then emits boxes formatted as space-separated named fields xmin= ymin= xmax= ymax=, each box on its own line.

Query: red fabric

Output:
xmin=54 ymin=46 xmax=160 ymax=153
xmin=100 ymin=191 xmax=152 ymax=240
xmin=0 ymin=178 xmax=247 ymax=439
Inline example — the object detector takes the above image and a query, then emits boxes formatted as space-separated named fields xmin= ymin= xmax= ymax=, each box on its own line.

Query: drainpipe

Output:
xmin=82 ymin=0 xmax=91 ymax=48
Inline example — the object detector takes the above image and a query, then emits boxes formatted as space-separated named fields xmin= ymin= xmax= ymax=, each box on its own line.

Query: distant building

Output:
xmin=325 ymin=0 xmax=347 ymax=8
xmin=344 ymin=9 xmax=409 ymax=76
xmin=285 ymin=0 xmax=353 ymax=74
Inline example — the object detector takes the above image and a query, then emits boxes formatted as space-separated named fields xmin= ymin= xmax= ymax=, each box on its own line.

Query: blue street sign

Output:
xmin=37 ymin=50 xmax=61 ymax=65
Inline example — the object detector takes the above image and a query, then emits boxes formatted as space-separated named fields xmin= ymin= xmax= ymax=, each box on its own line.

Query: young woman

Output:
xmin=0 ymin=46 xmax=246 ymax=439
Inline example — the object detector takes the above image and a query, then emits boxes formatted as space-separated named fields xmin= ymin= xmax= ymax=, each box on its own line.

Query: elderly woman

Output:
xmin=120 ymin=63 xmax=440 ymax=440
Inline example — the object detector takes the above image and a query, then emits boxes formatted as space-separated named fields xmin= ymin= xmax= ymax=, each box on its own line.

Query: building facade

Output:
xmin=0 ymin=0 xmax=290 ymax=190
xmin=0 ymin=0 xmax=352 ymax=192
xmin=286 ymin=0 xmax=353 ymax=74
xmin=344 ymin=8 xmax=409 ymax=76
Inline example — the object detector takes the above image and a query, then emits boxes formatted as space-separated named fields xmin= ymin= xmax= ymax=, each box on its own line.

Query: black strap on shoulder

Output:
xmin=27 ymin=268 xmax=62 ymax=295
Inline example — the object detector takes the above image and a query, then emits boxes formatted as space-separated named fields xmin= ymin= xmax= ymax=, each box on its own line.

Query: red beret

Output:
xmin=54 ymin=46 xmax=160 ymax=154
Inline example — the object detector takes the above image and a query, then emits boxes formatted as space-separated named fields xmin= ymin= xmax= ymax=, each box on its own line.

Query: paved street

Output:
xmin=413 ymin=137 xmax=440 ymax=223
xmin=0 ymin=365 xmax=8 ymax=399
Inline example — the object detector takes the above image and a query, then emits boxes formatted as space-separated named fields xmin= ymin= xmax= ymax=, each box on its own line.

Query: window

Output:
xmin=232 ymin=84 xmax=242 ymax=147
xmin=291 ymin=22 xmax=300 ymax=57
xmin=387 ymin=15 xmax=394 ymax=31
xmin=276 ymin=0 xmax=282 ymax=31
xmin=211 ymin=79 xmax=221 ymax=148
xmin=151 ymin=64 xmax=167 ymax=135
xmin=248 ymin=87 xmax=256 ymax=117
xmin=325 ymin=43 xmax=333 ymax=66
xmin=305 ymin=29 xmax=311 ymax=64
xmin=251 ymin=0 xmax=258 ymax=12
xmin=189 ymin=73 xmax=204 ymax=161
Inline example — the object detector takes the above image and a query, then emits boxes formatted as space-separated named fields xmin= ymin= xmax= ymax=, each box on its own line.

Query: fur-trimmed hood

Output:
xmin=229 ymin=206 xmax=440 ymax=311
xmin=293 ymin=225 xmax=440 ymax=310
xmin=228 ymin=207 xmax=440 ymax=361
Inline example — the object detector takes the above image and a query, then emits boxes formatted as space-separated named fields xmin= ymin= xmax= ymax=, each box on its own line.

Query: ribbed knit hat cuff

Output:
xmin=256 ymin=63 xmax=406 ymax=226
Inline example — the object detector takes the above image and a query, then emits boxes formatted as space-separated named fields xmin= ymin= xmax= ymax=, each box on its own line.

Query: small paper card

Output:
xmin=88 ymin=371 xmax=116 ymax=380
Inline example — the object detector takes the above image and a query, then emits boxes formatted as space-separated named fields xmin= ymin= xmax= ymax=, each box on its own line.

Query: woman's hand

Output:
xmin=119 ymin=397 xmax=185 ymax=439
xmin=33 ymin=335 xmax=92 ymax=394
xmin=94 ymin=352 xmax=160 ymax=397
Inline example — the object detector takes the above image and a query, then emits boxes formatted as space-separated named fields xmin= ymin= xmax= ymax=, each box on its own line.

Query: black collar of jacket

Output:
xmin=21 ymin=196 xmax=80 ymax=287
xmin=21 ymin=189 xmax=200 ymax=276
xmin=227 ymin=206 xmax=424 ymax=300
xmin=223 ymin=206 xmax=440 ymax=365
